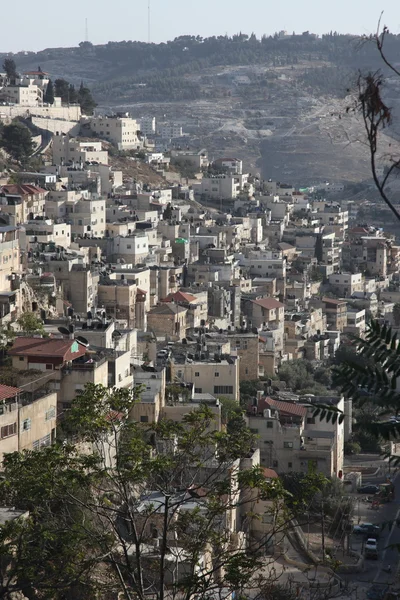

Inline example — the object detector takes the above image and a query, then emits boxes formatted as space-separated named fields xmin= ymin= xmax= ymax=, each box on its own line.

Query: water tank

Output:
xmin=264 ymin=409 xmax=272 ymax=419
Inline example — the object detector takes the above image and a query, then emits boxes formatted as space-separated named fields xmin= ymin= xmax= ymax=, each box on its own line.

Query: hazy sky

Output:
xmin=3 ymin=0 xmax=400 ymax=53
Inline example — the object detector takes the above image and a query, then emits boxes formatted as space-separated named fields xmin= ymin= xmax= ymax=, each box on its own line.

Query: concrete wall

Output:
xmin=31 ymin=116 xmax=81 ymax=135
xmin=19 ymin=392 xmax=57 ymax=451
xmin=0 ymin=105 xmax=81 ymax=121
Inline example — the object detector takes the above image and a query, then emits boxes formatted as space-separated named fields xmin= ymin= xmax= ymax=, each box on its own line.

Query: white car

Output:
xmin=365 ymin=538 xmax=378 ymax=559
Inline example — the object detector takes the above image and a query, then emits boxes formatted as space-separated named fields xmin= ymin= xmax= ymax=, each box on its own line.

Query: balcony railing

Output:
xmin=62 ymin=356 xmax=107 ymax=372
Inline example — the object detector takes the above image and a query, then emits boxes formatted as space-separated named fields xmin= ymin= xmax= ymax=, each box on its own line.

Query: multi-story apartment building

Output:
xmin=229 ymin=332 xmax=259 ymax=381
xmin=158 ymin=123 xmax=183 ymax=138
xmin=52 ymin=135 xmax=108 ymax=166
xmin=97 ymin=279 xmax=138 ymax=327
xmin=0 ymin=384 xmax=57 ymax=464
xmin=1 ymin=184 xmax=48 ymax=223
xmin=242 ymin=297 xmax=285 ymax=330
xmin=137 ymin=116 xmax=156 ymax=136
xmin=321 ymin=297 xmax=347 ymax=331
xmin=23 ymin=219 xmax=71 ymax=250
xmin=89 ymin=115 xmax=142 ymax=150
xmin=328 ymin=272 xmax=363 ymax=297
xmin=246 ymin=395 xmax=344 ymax=477
xmin=171 ymin=357 xmax=240 ymax=402
xmin=68 ymin=197 xmax=106 ymax=239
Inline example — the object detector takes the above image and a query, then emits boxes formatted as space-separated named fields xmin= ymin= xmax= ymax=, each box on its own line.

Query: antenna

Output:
xmin=147 ymin=0 xmax=151 ymax=43
xmin=85 ymin=17 xmax=89 ymax=42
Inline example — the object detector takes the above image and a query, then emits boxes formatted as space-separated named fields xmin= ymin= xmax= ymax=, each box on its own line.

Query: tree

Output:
xmin=54 ymin=78 xmax=70 ymax=103
xmin=17 ymin=311 xmax=45 ymax=334
xmin=393 ymin=303 xmax=400 ymax=327
xmin=68 ymin=83 xmax=78 ymax=104
xmin=0 ymin=121 xmax=34 ymax=164
xmin=77 ymin=82 xmax=97 ymax=115
xmin=43 ymin=78 xmax=55 ymax=104
xmin=0 ymin=325 xmax=15 ymax=355
xmin=163 ymin=203 xmax=173 ymax=220
xmin=3 ymin=58 xmax=17 ymax=82
xmin=314 ymin=321 xmax=400 ymax=454
xmin=0 ymin=384 xmax=297 ymax=599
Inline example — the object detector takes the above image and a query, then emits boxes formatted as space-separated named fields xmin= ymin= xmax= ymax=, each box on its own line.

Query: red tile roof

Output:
xmin=263 ymin=467 xmax=279 ymax=479
xmin=350 ymin=227 xmax=369 ymax=234
xmin=252 ymin=297 xmax=284 ymax=310
xmin=0 ymin=384 xmax=21 ymax=401
xmin=322 ymin=297 xmax=347 ymax=305
xmin=9 ymin=337 xmax=87 ymax=361
xmin=162 ymin=291 xmax=198 ymax=304
xmin=1 ymin=184 xmax=47 ymax=196
xmin=255 ymin=396 xmax=307 ymax=418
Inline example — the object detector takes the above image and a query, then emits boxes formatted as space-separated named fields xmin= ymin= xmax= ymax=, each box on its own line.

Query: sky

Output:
xmin=2 ymin=0 xmax=400 ymax=53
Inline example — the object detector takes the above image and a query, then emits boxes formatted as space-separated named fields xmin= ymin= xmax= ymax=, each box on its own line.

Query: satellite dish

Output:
xmin=58 ymin=327 xmax=70 ymax=336
xmin=76 ymin=336 xmax=89 ymax=346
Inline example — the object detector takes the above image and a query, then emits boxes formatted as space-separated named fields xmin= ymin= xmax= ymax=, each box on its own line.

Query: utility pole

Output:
xmin=159 ymin=493 xmax=170 ymax=600
xmin=148 ymin=0 xmax=151 ymax=44
xmin=321 ymin=499 xmax=326 ymax=561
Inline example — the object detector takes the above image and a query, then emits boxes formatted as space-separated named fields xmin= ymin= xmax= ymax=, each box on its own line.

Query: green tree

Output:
xmin=17 ymin=311 xmax=45 ymax=334
xmin=68 ymin=83 xmax=78 ymax=104
xmin=43 ymin=78 xmax=55 ymax=104
xmin=0 ymin=383 xmax=292 ymax=599
xmin=163 ymin=202 xmax=173 ymax=220
xmin=77 ymin=82 xmax=97 ymax=115
xmin=217 ymin=395 xmax=242 ymax=424
xmin=344 ymin=440 xmax=361 ymax=455
xmin=0 ymin=325 xmax=15 ymax=355
xmin=54 ymin=78 xmax=70 ymax=102
xmin=2 ymin=58 xmax=17 ymax=82
xmin=0 ymin=121 xmax=34 ymax=164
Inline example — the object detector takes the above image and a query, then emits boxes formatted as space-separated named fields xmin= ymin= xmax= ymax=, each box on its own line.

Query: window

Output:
xmin=140 ymin=416 xmax=149 ymax=423
xmin=45 ymin=406 xmax=56 ymax=421
xmin=22 ymin=418 xmax=31 ymax=432
xmin=284 ymin=441 xmax=293 ymax=449
xmin=235 ymin=340 xmax=241 ymax=347
xmin=214 ymin=386 xmax=233 ymax=395
xmin=127 ymin=244 xmax=132 ymax=249
xmin=266 ymin=421 xmax=273 ymax=429
xmin=215 ymin=372 xmax=219 ymax=377
xmin=46 ymin=364 xmax=53 ymax=370
xmin=307 ymin=417 xmax=315 ymax=425
xmin=1 ymin=423 xmax=16 ymax=439
xmin=250 ymin=428 xmax=259 ymax=434
xmin=273 ymin=460 xmax=278 ymax=468
xmin=19 ymin=356 xmax=24 ymax=362
xmin=195 ymin=372 xmax=200 ymax=377
xmin=195 ymin=387 xmax=202 ymax=393
xmin=288 ymin=462 xmax=293 ymax=469
xmin=32 ymin=433 xmax=51 ymax=450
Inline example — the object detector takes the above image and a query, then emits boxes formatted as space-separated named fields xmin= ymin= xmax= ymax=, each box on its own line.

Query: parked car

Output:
xmin=353 ymin=523 xmax=380 ymax=537
xmin=365 ymin=538 xmax=378 ymax=559
xmin=357 ymin=484 xmax=379 ymax=495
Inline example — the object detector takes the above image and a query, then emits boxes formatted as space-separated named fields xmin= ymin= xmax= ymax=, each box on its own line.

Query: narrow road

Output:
xmin=343 ymin=472 xmax=400 ymax=588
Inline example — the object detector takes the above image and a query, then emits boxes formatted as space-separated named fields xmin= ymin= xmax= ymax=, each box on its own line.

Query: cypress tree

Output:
xmin=44 ymin=79 xmax=55 ymax=105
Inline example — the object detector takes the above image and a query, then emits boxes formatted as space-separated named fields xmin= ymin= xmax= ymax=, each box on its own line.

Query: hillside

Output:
xmin=4 ymin=32 xmax=400 ymax=185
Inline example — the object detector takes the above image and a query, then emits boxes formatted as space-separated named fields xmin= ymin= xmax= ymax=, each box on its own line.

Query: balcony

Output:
xmin=62 ymin=356 xmax=107 ymax=373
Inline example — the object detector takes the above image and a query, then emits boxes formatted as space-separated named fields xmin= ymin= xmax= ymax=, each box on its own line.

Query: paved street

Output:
xmin=342 ymin=469 xmax=400 ymax=589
